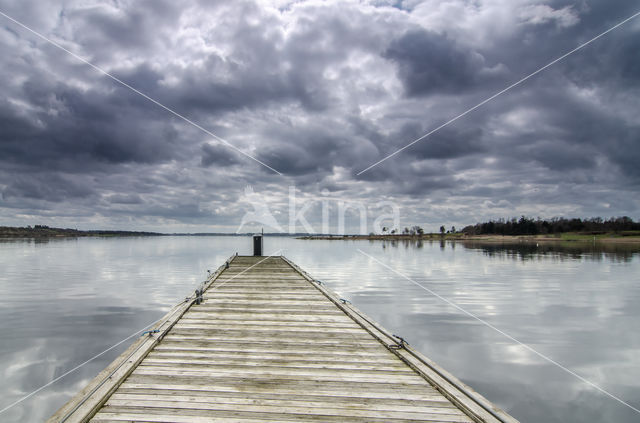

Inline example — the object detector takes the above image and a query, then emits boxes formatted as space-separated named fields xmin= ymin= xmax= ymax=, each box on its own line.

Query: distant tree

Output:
xmin=451 ymin=226 xmax=456 ymax=233
xmin=439 ymin=225 xmax=445 ymax=235
xmin=409 ymin=225 xmax=423 ymax=236
xmin=462 ymin=225 xmax=476 ymax=235
xmin=390 ymin=228 xmax=397 ymax=234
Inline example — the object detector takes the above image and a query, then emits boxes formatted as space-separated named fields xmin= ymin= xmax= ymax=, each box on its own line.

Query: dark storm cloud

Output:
xmin=0 ymin=78 xmax=181 ymax=170
xmin=0 ymin=0 xmax=638 ymax=231
xmin=200 ymin=143 xmax=241 ymax=167
xmin=390 ymin=123 xmax=487 ymax=160
xmin=2 ymin=172 xmax=93 ymax=202
xmin=166 ymin=59 xmax=301 ymax=115
xmin=258 ymin=144 xmax=322 ymax=176
xmin=384 ymin=29 xmax=506 ymax=96
xmin=489 ymin=78 xmax=640 ymax=182
xmin=524 ymin=140 xmax=597 ymax=172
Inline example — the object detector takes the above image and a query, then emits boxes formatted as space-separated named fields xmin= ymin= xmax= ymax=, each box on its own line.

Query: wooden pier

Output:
xmin=50 ymin=255 xmax=519 ymax=423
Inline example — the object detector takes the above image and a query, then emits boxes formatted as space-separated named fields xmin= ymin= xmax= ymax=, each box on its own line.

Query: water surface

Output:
xmin=0 ymin=236 xmax=639 ymax=422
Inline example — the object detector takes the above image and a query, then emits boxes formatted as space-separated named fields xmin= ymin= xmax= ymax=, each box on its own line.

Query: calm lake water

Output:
xmin=1 ymin=236 xmax=639 ymax=422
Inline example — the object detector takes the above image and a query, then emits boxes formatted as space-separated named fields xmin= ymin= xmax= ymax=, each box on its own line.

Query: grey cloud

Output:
xmin=108 ymin=193 xmax=143 ymax=205
xmin=502 ymin=81 xmax=640 ymax=181
xmin=61 ymin=0 xmax=185 ymax=56
xmin=524 ymin=140 xmax=597 ymax=172
xmin=393 ymin=124 xmax=487 ymax=160
xmin=384 ymin=29 xmax=506 ymax=96
xmin=0 ymin=74 xmax=181 ymax=171
xmin=200 ymin=143 xmax=242 ymax=168
xmin=2 ymin=173 xmax=93 ymax=202
xmin=141 ymin=202 xmax=212 ymax=220
xmin=258 ymin=143 xmax=325 ymax=176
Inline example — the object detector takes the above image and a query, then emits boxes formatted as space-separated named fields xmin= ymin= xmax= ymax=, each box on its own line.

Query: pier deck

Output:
xmin=50 ymin=255 xmax=518 ymax=423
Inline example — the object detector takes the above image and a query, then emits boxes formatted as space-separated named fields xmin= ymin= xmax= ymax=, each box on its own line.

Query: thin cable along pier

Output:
xmin=49 ymin=255 xmax=519 ymax=423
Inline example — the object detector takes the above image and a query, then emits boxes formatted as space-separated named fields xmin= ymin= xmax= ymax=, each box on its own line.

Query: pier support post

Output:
xmin=253 ymin=234 xmax=263 ymax=256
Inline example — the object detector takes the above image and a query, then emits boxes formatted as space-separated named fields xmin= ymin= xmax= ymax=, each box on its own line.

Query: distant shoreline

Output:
xmin=0 ymin=226 xmax=308 ymax=239
xmin=3 ymin=225 xmax=639 ymax=243
xmin=0 ymin=226 xmax=162 ymax=238
xmin=297 ymin=233 xmax=640 ymax=243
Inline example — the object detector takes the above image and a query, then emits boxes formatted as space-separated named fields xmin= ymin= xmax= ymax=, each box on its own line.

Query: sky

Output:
xmin=0 ymin=0 xmax=639 ymax=233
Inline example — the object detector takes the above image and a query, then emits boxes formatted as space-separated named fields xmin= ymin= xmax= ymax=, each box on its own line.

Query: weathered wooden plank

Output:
xmin=207 ymin=284 xmax=319 ymax=290
xmin=130 ymin=366 xmax=428 ymax=384
xmin=154 ymin=340 xmax=391 ymax=354
xmin=197 ymin=303 xmax=341 ymax=311
xmin=142 ymin=357 xmax=412 ymax=372
xmin=178 ymin=318 xmax=359 ymax=327
xmin=91 ymin=415 xmax=303 ymax=423
xmin=216 ymin=276 xmax=302 ymax=279
xmin=168 ymin=326 xmax=374 ymax=339
xmin=203 ymin=294 xmax=326 ymax=300
xmin=94 ymin=406 xmax=473 ymax=423
xmin=221 ymin=271 xmax=299 ymax=274
xmin=189 ymin=307 xmax=347 ymax=315
xmin=147 ymin=351 xmax=402 ymax=365
xmin=161 ymin=336 xmax=382 ymax=348
xmin=113 ymin=387 xmax=455 ymax=408
xmin=153 ymin=341 xmax=392 ymax=355
xmin=121 ymin=376 xmax=446 ymax=399
xmin=102 ymin=396 xmax=471 ymax=420
xmin=189 ymin=313 xmax=347 ymax=320
xmin=172 ymin=322 xmax=364 ymax=332
xmin=139 ymin=356 xmax=414 ymax=371
xmin=150 ymin=351 xmax=388 ymax=362
xmin=200 ymin=299 xmax=333 ymax=306
xmin=92 ymin=410 xmax=470 ymax=423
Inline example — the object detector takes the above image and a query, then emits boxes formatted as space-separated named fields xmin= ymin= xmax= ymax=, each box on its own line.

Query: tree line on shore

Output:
xmin=461 ymin=216 xmax=640 ymax=236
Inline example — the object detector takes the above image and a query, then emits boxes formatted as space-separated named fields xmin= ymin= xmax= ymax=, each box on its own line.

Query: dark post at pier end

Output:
xmin=253 ymin=229 xmax=263 ymax=256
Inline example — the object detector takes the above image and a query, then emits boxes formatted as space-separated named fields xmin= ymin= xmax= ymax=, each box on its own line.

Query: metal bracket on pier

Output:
xmin=339 ymin=298 xmax=351 ymax=305
xmin=195 ymin=288 xmax=204 ymax=305
xmin=314 ymin=279 xmax=324 ymax=285
xmin=390 ymin=334 xmax=409 ymax=350
xmin=225 ymin=261 xmax=229 ymax=269
xmin=140 ymin=330 xmax=160 ymax=337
